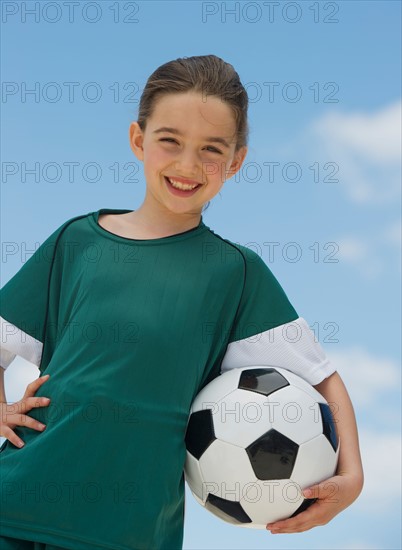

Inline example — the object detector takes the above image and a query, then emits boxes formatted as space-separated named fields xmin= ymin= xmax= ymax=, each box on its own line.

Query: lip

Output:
xmin=164 ymin=176 xmax=202 ymax=197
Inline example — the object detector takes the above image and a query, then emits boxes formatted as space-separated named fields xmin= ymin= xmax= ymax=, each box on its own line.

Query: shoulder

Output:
xmin=41 ymin=211 xmax=95 ymax=251
xmin=206 ymin=229 xmax=267 ymax=270
xmin=202 ymin=229 xmax=278 ymax=291
xmin=204 ymin=228 xmax=261 ymax=262
xmin=57 ymin=211 xmax=94 ymax=234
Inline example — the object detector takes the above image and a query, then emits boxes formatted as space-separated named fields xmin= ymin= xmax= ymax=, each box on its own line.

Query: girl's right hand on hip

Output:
xmin=0 ymin=374 xmax=51 ymax=448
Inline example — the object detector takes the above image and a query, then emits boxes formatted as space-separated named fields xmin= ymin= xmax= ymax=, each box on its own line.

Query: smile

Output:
xmin=164 ymin=176 xmax=202 ymax=196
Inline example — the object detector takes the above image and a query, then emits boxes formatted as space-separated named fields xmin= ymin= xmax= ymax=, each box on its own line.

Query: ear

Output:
xmin=225 ymin=146 xmax=248 ymax=180
xmin=129 ymin=122 xmax=145 ymax=161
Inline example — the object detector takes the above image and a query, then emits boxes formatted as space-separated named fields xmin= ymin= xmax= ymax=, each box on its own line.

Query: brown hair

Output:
xmin=137 ymin=54 xmax=249 ymax=151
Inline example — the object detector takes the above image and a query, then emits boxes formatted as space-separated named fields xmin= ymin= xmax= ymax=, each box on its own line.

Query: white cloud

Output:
xmin=313 ymin=101 xmax=401 ymax=163
xmin=333 ymin=218 xmax=401 ymax=280
xmin=256 ymin=102 xmax=401 ymax=280
xmin=325 ymin=348 xmax=401 ymax=515
xmin=316 ymin=347 xmax=401 ymax=515
xmin=337 ymin=237 xmax=370 ymax=262
xmin=355 ymin=429 xmax=401 ymax=513
xmin=325 ymin=348 xmax=401 ymax=518
xmin=309 ymin=100 xmax=401 ymax=204
xmin=326 ymin=347 xmax=400 ymax=408
xmin=335 ymin=236 xmax=384 ymax=280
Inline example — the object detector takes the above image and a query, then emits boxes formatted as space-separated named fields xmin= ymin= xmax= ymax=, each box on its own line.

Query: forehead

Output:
xmin=148 ymin=91 xmax=237 ymax=135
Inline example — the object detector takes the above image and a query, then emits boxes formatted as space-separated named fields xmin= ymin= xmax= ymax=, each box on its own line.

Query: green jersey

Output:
xmin=0 ymin=209 xmax=335 ymax=550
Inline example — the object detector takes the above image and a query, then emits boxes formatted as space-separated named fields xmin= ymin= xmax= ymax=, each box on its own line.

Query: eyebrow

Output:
xmin=153 ymin=127 xmax=232 ymax=149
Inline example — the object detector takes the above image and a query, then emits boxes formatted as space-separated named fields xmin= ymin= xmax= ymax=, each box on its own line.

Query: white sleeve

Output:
xmin=221 ymin=317 xmax=336 ymax=387
xmin=1 ymin=316 xmax=43 ymax=371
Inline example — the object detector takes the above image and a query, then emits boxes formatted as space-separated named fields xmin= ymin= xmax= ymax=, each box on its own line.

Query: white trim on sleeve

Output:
xmin=0 ymin=347 xmax=16 ymax=370
xmin=220 ymin=316 xmax=336 ymax=386
xmin=0 ymin=315 xmax=43 ymax=370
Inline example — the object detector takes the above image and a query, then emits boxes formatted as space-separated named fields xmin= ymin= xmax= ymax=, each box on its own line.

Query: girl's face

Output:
xmin=129 ymin=91 xmax=248 ymax=218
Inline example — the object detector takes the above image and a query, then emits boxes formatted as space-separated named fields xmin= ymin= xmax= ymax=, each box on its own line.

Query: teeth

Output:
xmin=168 ymin=177 xmax=198 ymax=190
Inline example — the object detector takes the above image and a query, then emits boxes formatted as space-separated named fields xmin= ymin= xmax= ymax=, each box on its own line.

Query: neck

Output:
xmin=128 ymin=201 xmax=202 ymax=236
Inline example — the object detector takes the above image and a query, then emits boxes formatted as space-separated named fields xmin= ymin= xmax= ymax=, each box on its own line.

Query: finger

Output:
xmin=267 ymin=514 xmax=320 ymax=533
xmin=6 ymin=396 xmax=51 ymax=416
xmin=15 ymin=413 xmax=47 ymax=432
xmin=266 ymin=477 xmax=346 ymax=534
xmin=269 ymin=514 xmax=329 ymax=534
xmin=1 ymin=426 xmax=26 ymax=448
xmin=268 ymin=505 xmax=332 ymax=535
xmin=22 ymin=375 xmax=51 ymax=398
xmin=302 ymin=478 xmax=340 ymax=503
xmin=3 ymin=411 xmax=45 ymax=432
xmin=267 ymin=500 xmax=320 ymax=531
xmin=25 ymin=396 xmax=52 ymax=410
xmin=270 ymin=522 xmax=315 ymax=534
xmin=4 ymin=397 xmax=50 ymax=418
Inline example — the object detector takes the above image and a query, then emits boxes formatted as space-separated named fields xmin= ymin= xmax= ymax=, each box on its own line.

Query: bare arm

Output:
xmin=313 ymin=370 xmax=364 ymax=486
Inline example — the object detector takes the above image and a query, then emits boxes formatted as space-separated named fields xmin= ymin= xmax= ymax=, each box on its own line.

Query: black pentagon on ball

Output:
xmin=319 ymin=403 xmax=338 ymax=452
xmin=185 ymin=409 xmax=216 ymax=460
xmin=205 ymin=493 xmax=252 ymax=525
xmin=238 ymin=368 xmax=289 ymax=396
xmin=246 ymin=428 xmax=299 ymax=480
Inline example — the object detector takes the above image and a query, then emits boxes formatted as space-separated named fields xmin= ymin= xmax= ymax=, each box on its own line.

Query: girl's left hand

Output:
xmin=266 ymin=472 xmax=363 ymax=534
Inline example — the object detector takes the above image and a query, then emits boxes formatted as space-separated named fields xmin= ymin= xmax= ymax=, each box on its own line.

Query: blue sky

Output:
xmin=1 ymin=1 xmax=401 ymax=549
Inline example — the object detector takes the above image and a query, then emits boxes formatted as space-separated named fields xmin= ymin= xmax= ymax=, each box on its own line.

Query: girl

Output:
xmin=0 ymin=55 xmax=364 ymax=550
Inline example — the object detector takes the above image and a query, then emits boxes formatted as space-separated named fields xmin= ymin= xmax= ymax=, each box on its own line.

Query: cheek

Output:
xmin=208 ymin=159 xmax=230 ymax=184
xmin=143 ymin=147 xmax=170 ymax=173
xmin=222 ymin=159 xmax=232 ymax=177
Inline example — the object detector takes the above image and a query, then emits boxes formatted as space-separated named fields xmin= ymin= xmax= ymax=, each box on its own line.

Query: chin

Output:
xmin=166 ymin=203 xmax=202 ymax=216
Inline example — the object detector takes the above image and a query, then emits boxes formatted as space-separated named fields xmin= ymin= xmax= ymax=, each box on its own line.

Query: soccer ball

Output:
xmin=184 ymin=366 xmax=340 ymax=529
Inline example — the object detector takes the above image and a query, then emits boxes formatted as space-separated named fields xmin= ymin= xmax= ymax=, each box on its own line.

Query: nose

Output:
xmin=174 ymin=147 xmax=199 ymax=176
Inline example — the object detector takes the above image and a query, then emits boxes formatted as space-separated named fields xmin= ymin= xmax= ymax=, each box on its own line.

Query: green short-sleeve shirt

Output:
xmin=0 ymin=209 xmax=335 ymax=550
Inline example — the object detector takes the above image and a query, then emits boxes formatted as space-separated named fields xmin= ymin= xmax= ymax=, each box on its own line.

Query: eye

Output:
xmin=205 ymin=146 xmax=222 ymax=154
xmin=159 ymin=138 xmax=222 ymax=154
